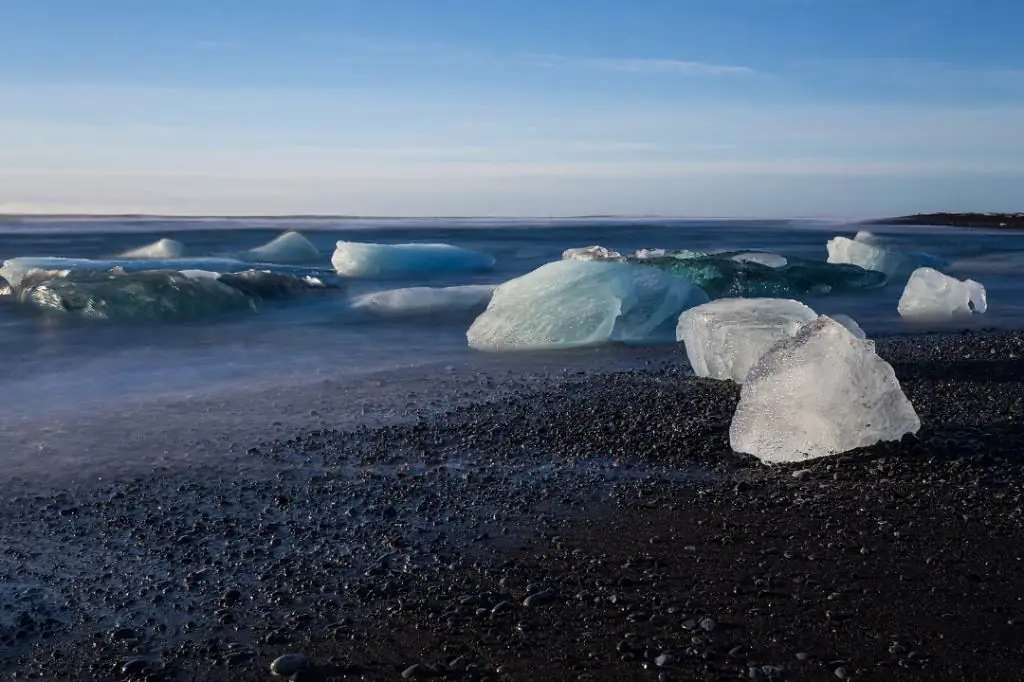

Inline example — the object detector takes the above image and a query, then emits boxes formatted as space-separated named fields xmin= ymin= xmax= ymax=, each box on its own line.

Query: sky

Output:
xmin=1 ymin=0 xmax=1023 ymax=217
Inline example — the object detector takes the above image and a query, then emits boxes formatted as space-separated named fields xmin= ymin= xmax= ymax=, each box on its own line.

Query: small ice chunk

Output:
xmin=676 ymin=298 xmax=818 ymax=383
xmin=351 ymin=284 xmax=496 ymax=316
xmin=178 ymin=269 xmax=222 ymax=281
xmin=897 ymin=267 xmax=988 ymax=319
xmin=634 ymin=248 xmax=666 ymax=259
xmin=332 ymin=241 xmax=495 ymax=277
xmin=243 ymin=231 xmax=320 ymax=263
xmin=730 ymin=251 xmax=788 ymax=268
xmin=829 ymin=313 xmax=867 ymax=339
xmin=119 ymin=238 xmax=186 ymax=259
xmin=468 ymin=260 xmax=708 ymax=351
xmin=826 ymin=236 xmax=906 ymax=278
xmin=562 ymin=245 xmax=624 ymax=261
xmin=854 ymin=230 xmax=883 ymax=245
xmin=730 ymin=315 xmax=920 ymax=463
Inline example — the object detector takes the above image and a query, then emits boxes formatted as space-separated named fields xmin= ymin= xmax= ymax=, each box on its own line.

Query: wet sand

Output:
xmin=1 ymin=330 xmax=1023 ymax=681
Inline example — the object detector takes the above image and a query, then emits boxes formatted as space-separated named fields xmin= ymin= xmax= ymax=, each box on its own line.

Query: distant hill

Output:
xmin=868 ymin=212 xmax=1024 ymax=229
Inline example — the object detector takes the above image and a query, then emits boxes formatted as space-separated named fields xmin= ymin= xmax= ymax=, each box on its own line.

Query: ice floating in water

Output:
xmin=634 ymin=248 xmax=667 ymax=260
xmin=730 ymin=316 xmax=920 ymax=464
xmin=17 ymin=270 xmax=257 ymax=320
xmin=242 ymin=231 xmax=320 ymax=263
xmin=826 ymin=236 xmax=907 ymax=278
xmin=0 ymin=256 xmax=251 ymax=288
xmin=217 ymin=269 xmax=340 ymax=300
xmin=351 ymin=284 xmax=496 ymax=317
xmin=829 ymin=313 xmax=867 ymax=339
xmin=332 ymin=241 xmax=495 ymax=278
xmin=467 ymin=260 xmax=708 ymax=351
xmin=826 ymin=235 xmax=947 ymax=279
xmin=897 ymin=267 xmax=987 ymax=320
xmin=119 ymin=238 xmax=186 ymax=259
xmin=562 ymin=245 xmax=624 ymax=262
xmin=676 ymin=298 xmax=818 ymax=383
xmin=633 ymin=253 xmax=884 ymax=298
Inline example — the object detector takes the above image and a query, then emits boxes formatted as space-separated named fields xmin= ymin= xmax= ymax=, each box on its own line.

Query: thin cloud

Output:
xmin=525 ymin=53 xmax=755 ymax=76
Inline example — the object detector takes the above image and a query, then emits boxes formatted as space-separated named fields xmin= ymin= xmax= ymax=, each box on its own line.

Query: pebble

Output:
xmin=402 ymin=663 xmax=432 ymax=679
xmin=270 ymin=653 xmax=309 ymax=677
xmin=522 ymin=589 xmax=556 ymax=607
xmin=654 ymin=653 xmax=676 ymax=668
xmin=120 ymin=658 xmax=150 ymax=676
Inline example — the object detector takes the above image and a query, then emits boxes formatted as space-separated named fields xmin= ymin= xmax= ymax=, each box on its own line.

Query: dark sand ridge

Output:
xmin=1 ymin=331 xmax=1023 ymax=681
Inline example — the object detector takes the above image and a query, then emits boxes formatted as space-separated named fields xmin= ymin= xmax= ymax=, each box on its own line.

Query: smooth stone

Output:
xmin=522 ymin=589 xmax=556 ymax=607
xmin=270 ymin=653 xmax=309 ymax=677
xmin=120 ymin=659 xmax=151 ymax=676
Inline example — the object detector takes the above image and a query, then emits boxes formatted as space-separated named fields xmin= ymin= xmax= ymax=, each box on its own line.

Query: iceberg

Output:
xmin=562 ymin=245 xmax=624 ymax=262
xmin=467 ymin=260 xmax=708 ymax=351
xmin=729 ymin=316 xmax=920 ymax=464
xmin=118 ymin=238 xmax=186 ymax=259
xmin=897 ymin=267 xmax=987 ymax=319
xmin=17 ymin=270 xmax=257 ymax=321
xmin=332 ymin=241 xmax=495 ymax=278
xmin=676 ymin=298 xmax=818 ymax=383
xmin=0 ymin=256 xmax=252 ymax=288
xmin=351 ymin=284 xmax=496 ymax=317
xmin=242 ymin=231 xmax=320 ymax=263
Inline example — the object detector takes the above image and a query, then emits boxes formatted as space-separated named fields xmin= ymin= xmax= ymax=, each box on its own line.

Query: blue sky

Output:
xmin=1 ymin=0 xmax=1022 ymax=216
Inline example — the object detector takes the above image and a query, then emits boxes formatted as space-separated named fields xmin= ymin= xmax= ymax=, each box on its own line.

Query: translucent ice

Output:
xmin=467 ymin=260 xmax=708 ymax=351
xmin=242 ymin=231 xmax=320 ymax=263
xmin=729 ymin=251 xmax=788 ymax=268
xmin=730 ymin=316 xmax=920 ymax=464
xmin=562 ymin=245 xmax=624 ymax=262
xmin=897 ymin=267 xmax=987 ymax=319
xmin=118 ymin=238 xmax=186 ymax=259
xmin=351 ymin=284 xmax=496 ymax=317
xmin=0 ymin=257 xmax=251 ymax=287
xmin=829 ymin=313 xmax=867 ymax=339
xmin=332 ymin=241 xmax=495 ymax=278
xmin=826 ymin=236 xmax=907 ymax=278
xmin=676 ymin=298 xmax=818 ymax=383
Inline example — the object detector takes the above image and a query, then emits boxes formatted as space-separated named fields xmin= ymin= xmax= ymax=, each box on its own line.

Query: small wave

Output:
xmin=241 ymin=230 xmax=320 ymax=263
xmin=351 ymin=284 xmax=495 ymax=317
xmin=118 ymin=238 xmax=186 ymax=259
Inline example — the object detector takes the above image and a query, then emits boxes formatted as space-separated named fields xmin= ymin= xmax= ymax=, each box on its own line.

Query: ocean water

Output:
xmin=1 ymin=216 xmax=1022 ymax=480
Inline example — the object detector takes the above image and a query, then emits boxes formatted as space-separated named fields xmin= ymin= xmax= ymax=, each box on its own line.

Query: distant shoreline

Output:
xmin=868 ymin=212 xmax=1024 ymax=229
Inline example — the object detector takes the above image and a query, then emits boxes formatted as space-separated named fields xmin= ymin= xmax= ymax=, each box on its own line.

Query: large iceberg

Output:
xmin=897 ymin=267 xmax=987 ymax=319
xmin=119 ymin=238 xmax=186 ymax=259
xmin=332 ymin=241 xmax=495 ymax=278
xmin=729 ymin=316 xmax=920 ymax=463
xmin=676 ymin=298 xmax=818 ymax=383
xmin=467 ymin=260 xmax=708 ymax=351
xmin=242 ymin=231 xmax=320 ymax=263
xmin=351 ymin=284 xmax=496 ymax=317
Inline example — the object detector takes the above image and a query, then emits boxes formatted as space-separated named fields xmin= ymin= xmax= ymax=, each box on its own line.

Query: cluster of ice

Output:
xmin=467 ymin=260 xmax=708 ymax=351
xmin=242 ymin=231 xmax=320 ymax=263
xmin=826 ymin=236 xmax=908 ymax=278
xmin=729 ymin=316 xmax=920 ymax=463
xmin=897 ymin=267 xmax=987 ymax=320
xmin=118 ymin=238 xmax=186 ymax=259
xmin=677 ymin=298 xmax=818 ymax=383
xmin=332 ymin=241 xmax=495 ymax=278
xmin=351 ymin=284 xmax=496 ymax=317
xmin=0 ymin=257 xmax=253 ymax=287
xmin=562 ymin=245 xmax=624 ymax=262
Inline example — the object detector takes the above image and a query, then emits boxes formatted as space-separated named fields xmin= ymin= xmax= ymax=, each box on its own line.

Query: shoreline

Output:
xmin=867 ymin=212 xmax=1024 ymax=230
xmin=2 ymin=330 xmax=1023 ymax=680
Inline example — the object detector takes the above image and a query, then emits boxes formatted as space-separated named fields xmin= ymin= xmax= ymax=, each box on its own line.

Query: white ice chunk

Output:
xmin=562 ymin=245 xmax=624 ymax=261
xmin=242 ymin=231 xmax=320 ymax=263
xmin=178 ymin=269 xmax=222 ymax=281
xmin=854 ymin=230 xmax=884 ymax=245
xmin=826 ymin=236 xmax=906 ymax=277
xmin=730 ymin=315 xmax=920 ymax=464
xmin=119 ymin=238 xmax=186 ymax=259
xmin=0 ymin=257 xmax=251 ymax=288
xmin=729 ymin=251 xmax=788 ymax=268
xmin=676 ymin=298 xmax=818 ymax=383
xmin=829 ymin=313 xmax=867 ymax=339
xmin=634 ymin=248 xmax=666 ymax=259
xmin=351 ymin=284 xmax=496 ymax=316
xmin=332 ymin=241 xmax=495 ymax=277
xmin=467 ymin=260 xmax=708 ymax=351
xmin=897 ymin=267 xmax=988 ymax=319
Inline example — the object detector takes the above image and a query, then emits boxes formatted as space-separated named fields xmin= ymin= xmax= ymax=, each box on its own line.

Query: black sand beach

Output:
xmin=2 ymin=331 xmax=1024 ymax=681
